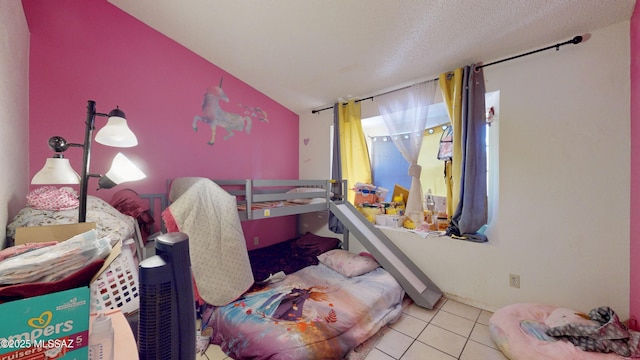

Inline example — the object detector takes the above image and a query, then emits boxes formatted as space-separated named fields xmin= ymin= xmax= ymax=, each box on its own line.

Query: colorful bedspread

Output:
xmin=201 ymin=263 xmax=404 ymax=360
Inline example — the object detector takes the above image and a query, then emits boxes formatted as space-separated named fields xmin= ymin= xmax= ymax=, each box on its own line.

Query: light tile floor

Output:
xmin=196 ymin=297 xmax=508 ymax=360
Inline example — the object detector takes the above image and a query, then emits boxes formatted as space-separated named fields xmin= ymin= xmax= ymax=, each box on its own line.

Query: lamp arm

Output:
xmin=79 ymin=100 xmax=97 ymax=223
xmin=46 ymin=136 xmax=83 ymax=153
xmin=86 ymin=173 xmax=108 ymax=191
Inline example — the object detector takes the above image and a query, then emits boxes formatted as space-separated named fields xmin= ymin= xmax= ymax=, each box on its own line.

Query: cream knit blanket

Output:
xmin=165 ymin=177 xmax=253 ymax=306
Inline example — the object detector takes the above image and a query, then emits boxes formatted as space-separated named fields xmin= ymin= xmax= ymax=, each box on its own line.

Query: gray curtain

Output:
xmin=447 ymin=65 xmax=488 ymax=242
xmin=329 ymin=103 xmax=344 ymax=233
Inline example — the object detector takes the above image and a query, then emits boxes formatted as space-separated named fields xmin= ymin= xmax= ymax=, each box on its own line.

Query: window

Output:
xmin=362 ymin=91 xmax=499 ymax=222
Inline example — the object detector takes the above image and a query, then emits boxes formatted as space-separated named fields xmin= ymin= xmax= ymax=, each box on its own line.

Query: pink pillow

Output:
xmin=317 ymin=249 xmax=380 ymax=277
xmin=26 ymin=186 xmax=78 ymax=211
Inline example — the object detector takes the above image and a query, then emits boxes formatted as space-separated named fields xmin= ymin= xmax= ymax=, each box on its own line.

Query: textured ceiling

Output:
xmin=108 ymin=0 xmax=636 ymax=115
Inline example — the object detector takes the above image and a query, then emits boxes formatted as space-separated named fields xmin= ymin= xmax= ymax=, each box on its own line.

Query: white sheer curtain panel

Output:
xmin=376 ymin=80 xmax=437 ymax=226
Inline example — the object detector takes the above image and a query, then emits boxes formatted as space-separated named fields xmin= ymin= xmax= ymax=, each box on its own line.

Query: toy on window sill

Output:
xmin=357 ymin=204 xmax=383 ymax=224
xmin=352 ymin=183 xmax=388 ymax=205
xmin=392 ymin=194 xmax=405 ymax=209
xmin=402 ymin=217 xmax=416 ymax=230
xmin=385 ymin=207 xmax=402 ymax=215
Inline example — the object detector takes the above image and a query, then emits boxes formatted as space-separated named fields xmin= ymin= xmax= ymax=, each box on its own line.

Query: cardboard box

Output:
xmin=0 ymin=287 xmax=89 ymax=359
xmin=1 ymin=223 xmax=113 ymax=359
xmin=15 ymin=223 xmax=97 ymax=245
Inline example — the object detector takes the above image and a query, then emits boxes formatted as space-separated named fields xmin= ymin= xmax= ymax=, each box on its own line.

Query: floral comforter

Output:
xmin=201 ymin=263 xmax=404 ymax=360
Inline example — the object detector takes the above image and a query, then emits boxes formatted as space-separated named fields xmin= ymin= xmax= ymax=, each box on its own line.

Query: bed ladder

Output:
xmin=329 ymin=201 xmax=443 ymax=309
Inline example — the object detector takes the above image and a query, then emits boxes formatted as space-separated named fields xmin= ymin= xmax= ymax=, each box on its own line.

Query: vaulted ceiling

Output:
xmin=109 ymin=0 xmax=636 ymax=115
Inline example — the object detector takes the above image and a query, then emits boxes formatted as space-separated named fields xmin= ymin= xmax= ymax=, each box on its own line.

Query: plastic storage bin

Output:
xmin=90 ymin=239 xmax=139 ymax=315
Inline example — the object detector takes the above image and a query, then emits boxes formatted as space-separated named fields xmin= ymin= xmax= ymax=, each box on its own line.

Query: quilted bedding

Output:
xmin=201 ymin=263 xmax=404 ymax=360
xmin=7 ymin=194 xmax=135 ymax=246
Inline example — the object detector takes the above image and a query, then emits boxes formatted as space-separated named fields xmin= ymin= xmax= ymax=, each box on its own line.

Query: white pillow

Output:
xmin=286 ymin=187 xmax=327 ymax=204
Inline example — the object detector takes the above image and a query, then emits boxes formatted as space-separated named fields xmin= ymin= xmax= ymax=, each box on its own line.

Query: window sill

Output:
xmin=376 ymin=224 xmax=492 ymax=244
xmin=374 ymin=224 xmax=448 ymax=239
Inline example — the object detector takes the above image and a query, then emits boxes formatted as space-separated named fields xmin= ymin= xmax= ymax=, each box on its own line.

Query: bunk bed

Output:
xmin=162 ymin=177 xmax=406 ymax=359
xmin=163 ymin=176 xmax=443 ymax=309
xmin=191 ymin=178 xmax=339 ymax=220
xmin=162 ymin=177 xmax=347 ymax=303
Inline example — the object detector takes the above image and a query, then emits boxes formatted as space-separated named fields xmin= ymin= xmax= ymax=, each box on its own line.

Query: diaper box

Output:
xmin=0 ymin=286 xmax=90 ymax=359
xmin=0 ymin=223 xmax=104 ymax=359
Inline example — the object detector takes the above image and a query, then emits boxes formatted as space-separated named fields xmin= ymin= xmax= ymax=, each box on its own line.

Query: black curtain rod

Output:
xmin=311 ymin=35 xmax=583 ymax=114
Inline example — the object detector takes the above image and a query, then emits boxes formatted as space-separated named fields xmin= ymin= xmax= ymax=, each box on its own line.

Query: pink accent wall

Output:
xmin=22 ymin=0 xmax=300 ymax=249
xmin=631 ymin=1 xmax=640 ymax=327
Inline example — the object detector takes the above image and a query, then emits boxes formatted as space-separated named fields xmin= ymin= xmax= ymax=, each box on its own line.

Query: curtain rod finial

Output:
xmin=576 ymin=33 xmax=591 ymax=44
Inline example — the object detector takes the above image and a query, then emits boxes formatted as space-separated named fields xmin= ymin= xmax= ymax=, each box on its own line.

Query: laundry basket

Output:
xmin=90 ymin=239 xmax=140 ymax=315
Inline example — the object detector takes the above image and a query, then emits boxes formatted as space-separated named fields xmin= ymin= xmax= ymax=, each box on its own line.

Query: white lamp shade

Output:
xmin=104 ymin=152 xmax=146 ymax=185
xmin=95 ymin=116 xmax=138 ymax=147
xmin=31 ymin=158 xmax=81 ymax=184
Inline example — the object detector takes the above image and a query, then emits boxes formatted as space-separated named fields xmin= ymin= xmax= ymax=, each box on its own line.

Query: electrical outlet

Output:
xmin=509 ymin=274 xmax=520 ymax=288
xmin=253 ymin=237 xmax=259 ymax=246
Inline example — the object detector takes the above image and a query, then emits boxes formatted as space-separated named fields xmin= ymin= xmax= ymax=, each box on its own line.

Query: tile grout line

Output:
xmin=456 ymin=307 xmax=486 ymax=359
xmin=396 ymin=299 xmax=459 ymax=360
xmin=388 ymin=301 xmax=443 ymax=360
xmin=368 ymin=297 xmax=501 ymax=360
xmin=456 ymin=320 xmax=479 ymax=359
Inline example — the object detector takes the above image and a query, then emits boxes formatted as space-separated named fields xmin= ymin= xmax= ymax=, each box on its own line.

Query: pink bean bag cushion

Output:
xmin=489 ymin=303 xmax=626 ymax=359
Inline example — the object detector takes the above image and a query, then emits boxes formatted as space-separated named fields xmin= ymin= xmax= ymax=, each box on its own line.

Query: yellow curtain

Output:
xmin=439 ymin=69 xmax=463 ymax=218
xmin=418 ymin=127 xmax=447 ymax=196
xmin=338 ymin=100 xmax=371 ymax=204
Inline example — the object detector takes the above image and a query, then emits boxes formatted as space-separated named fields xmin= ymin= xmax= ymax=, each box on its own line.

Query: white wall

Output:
xmin=0 ymin=1 xmax=30 ymax=249
xmin=299 ymin=21 xmax=631 ymax=318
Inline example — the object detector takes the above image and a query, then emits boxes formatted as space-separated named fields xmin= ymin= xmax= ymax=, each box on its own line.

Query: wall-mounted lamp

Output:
xmin=31 ymin=100 xmax=146 ymax=222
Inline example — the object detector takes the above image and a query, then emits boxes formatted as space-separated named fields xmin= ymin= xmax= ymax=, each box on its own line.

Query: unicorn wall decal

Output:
xmin=193 ymin=78 xmax=253 ymax=145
